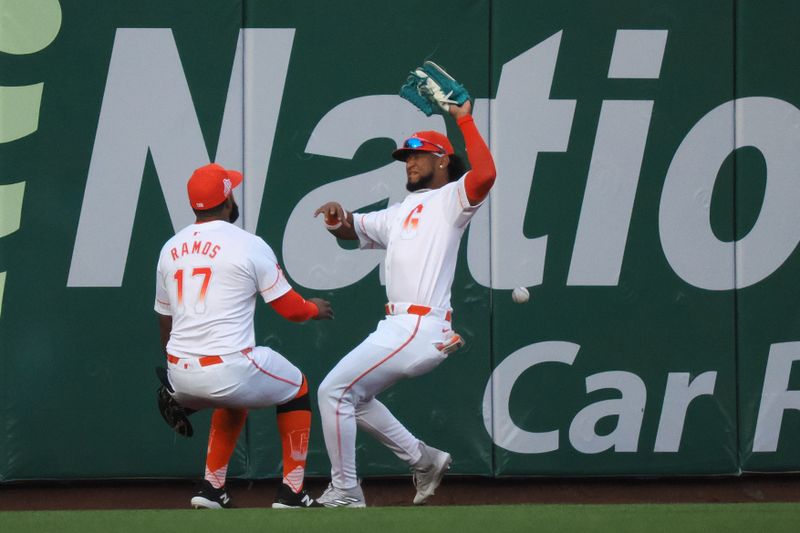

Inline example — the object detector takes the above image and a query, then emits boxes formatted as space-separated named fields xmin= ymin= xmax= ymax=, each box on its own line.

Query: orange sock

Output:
xmin=204 ymin=408 xmax=247 ymax=489
xmin=276 ymin=378 xmax=311 ymax=493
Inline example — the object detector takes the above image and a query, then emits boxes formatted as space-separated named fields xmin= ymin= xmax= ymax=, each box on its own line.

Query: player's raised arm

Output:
xmin=399 ymin=61 xmax=496 ymax=206
xmin=314 ymin=201 xmax=357 ymax=240
xmin=450 ymin=101 xmax=496 ymax=206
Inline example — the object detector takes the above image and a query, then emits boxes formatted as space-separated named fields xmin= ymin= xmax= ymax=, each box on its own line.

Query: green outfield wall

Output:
xmin=1 ymin=0 xmax=798 ymax=481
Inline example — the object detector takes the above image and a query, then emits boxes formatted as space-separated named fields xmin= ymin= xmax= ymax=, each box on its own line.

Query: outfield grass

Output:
xmin=1 ymin=503 xmax=799 ymax=533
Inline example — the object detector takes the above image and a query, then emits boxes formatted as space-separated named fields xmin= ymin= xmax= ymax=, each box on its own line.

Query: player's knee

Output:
xmin=277 ymin=390 xmax=310 ymax=412
xmin=277 ymin=374 xmax=310 ymax=413
xmin=317 ymin=378 xmax=333 ymax=403
xmin=317 ymin=375 xmax=344 ymax=407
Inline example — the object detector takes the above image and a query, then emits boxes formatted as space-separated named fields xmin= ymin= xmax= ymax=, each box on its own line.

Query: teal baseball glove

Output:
xmin=400 ymin=61 xmax=471 ymax=116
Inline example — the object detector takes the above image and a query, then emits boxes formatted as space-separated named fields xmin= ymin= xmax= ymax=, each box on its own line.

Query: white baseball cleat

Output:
xmin=317 ymin=482 xmax=367 ymax=508
xmin=412 ymin=442 xmax=452 ymax=505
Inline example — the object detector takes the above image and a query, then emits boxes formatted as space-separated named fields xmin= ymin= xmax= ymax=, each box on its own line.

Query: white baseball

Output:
xmin=511 ymin=286 xmax=529 ymax=304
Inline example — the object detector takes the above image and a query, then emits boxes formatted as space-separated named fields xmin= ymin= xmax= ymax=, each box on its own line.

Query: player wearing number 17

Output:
xmin=154 ymin=163 xmax=333 ymax=509
xmin=313 ymin=63 xmax=496 ymax=507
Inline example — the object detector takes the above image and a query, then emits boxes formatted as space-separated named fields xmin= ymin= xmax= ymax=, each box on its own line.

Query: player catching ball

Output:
xmin=313 ymin=62 xmax=496 ymax=507
xmin=154 ymin=163 xmax=332 ymax=509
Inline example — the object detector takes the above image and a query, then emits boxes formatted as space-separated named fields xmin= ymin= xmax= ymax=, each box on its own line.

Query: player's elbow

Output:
xmin=465 ymin=167 xmax=497 ymax=204
xmin=483 ymin=170 xmax=497 ymax=190
xmin=472 ymin=160 xmax=497 ymax=189
xmin=483 ymin=160 xmax=497 ymax=184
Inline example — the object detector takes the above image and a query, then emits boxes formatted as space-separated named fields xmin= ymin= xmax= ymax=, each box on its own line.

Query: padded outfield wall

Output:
xmin=0 ymin=0 xmax=799 ymax=481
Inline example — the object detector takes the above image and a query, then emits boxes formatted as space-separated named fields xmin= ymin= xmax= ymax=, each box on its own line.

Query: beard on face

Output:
xmin=406 ymin=171 xmax=434 ymax=192
xmin=229 ymin=200 xmax=240 ymax=223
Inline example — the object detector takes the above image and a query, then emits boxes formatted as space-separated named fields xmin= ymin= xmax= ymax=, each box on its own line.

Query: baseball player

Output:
xmin=155 ymin=163 xmax=332 ymax=509
xmin=313 ymin=98 xmax=496 ymax=507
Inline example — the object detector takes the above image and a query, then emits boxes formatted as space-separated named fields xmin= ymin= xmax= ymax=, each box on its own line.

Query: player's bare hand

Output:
xmin=314 ymin=202 xmax=351 ymax=229
xmin=309 ymin=298 xmax=334 ymax=320
xmin=449 ymin=99 xmax=472 ymax=120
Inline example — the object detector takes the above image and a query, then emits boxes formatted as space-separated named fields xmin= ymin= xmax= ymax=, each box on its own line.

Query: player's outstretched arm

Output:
xmin=314 ymin=202 xmax=357 ymax=240
xmin=270 ymin=290 xmax=334 ymax=321
xmin=450 ymin=101 xmax=496 ymax=205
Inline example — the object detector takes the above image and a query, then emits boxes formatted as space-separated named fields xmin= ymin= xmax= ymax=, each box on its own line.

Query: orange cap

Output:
xmin=187 ymin=163 xmax=243 ymax=210
xmin=392 ymin=130 xmax=455 ymax=161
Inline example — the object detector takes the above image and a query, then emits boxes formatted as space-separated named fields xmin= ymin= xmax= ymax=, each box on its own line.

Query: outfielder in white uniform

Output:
xmin=155 ymin=163 xmax=333 ymax=509
xmin=313 ymin=100 xmax=496 ymax=507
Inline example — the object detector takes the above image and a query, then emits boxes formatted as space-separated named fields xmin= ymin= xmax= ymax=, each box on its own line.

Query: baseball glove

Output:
xmin=400 ymin=61 xmax=471 ymax=116
xmin=436 ymin=332 xmax=465 ymax=355
xmin=156 ymin=366 xmax=194 ymax=437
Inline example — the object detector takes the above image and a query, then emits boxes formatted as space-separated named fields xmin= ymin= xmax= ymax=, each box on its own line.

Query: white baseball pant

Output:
xmin=318 ymin=310 xmax=451 ymax=489
xmin=167 ymin=346 xmax=303 ymax=410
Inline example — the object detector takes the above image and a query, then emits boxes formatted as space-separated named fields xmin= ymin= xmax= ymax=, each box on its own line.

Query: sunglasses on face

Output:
xmin=403 ymin=137 xmax=446 ymax=156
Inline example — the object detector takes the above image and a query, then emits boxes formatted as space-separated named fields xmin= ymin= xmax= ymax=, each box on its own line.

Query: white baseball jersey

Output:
xmin=154 ymin=220 xmax=291 ymax=357
xmin=352 ymin=175 xmax=481 ymax=310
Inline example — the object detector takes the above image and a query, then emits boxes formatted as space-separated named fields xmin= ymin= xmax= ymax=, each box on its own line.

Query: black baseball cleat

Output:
xmin=190 ymin=480 xmax=233 ymax=509
xmin=272 ymin=483 xmax=322 ymax=508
